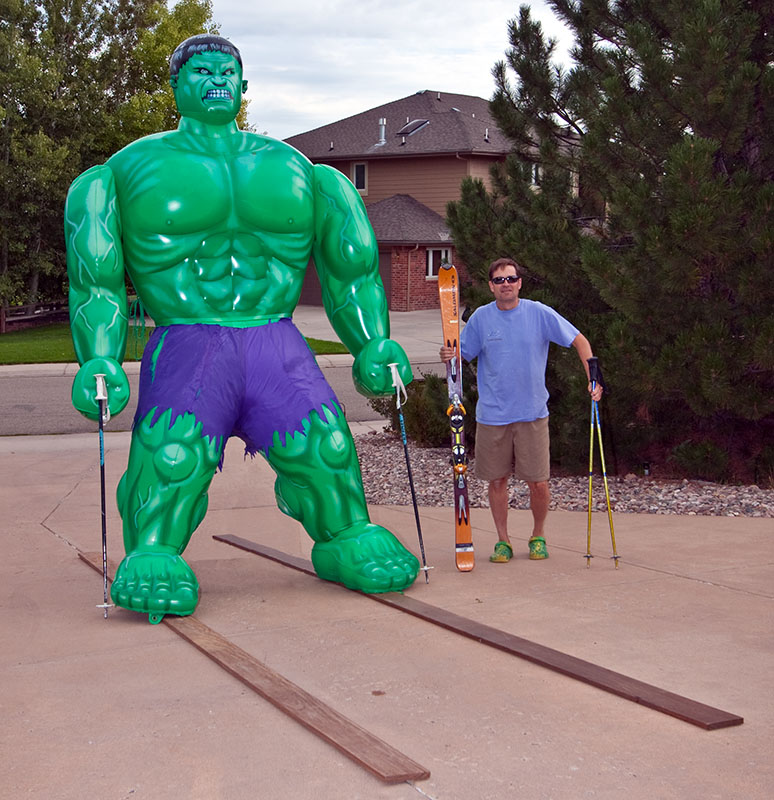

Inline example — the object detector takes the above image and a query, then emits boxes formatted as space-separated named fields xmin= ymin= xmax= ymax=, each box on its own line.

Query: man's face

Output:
xmin=170 ymin=51 xmax=246 ymax=125
xmin=489 ymin=264 xmax=521 ymax=308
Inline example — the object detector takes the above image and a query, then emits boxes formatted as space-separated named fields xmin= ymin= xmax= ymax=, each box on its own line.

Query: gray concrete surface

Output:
xmin=1 ymin=307 xmax=772 ymax=799
xmin=1 ymin=431 xmax=773 ymax=799
xmin=0 ymin=307 xmax=443 ymax=436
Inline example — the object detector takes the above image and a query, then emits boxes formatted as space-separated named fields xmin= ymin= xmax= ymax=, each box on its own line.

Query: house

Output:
xmin=285 ymin=90 xmax=511 ymax=311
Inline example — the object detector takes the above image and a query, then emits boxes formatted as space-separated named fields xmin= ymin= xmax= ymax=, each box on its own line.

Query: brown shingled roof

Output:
xmin=285 ymin=90 xmax=510 ymax=160
xmin=366 ymin=195 xmax=452 ymax=244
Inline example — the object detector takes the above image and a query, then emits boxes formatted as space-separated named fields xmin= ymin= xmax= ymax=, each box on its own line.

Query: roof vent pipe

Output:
xmin=378 ymin=117 xmax=387 ymax=145
xmin=484 ymin=128 xmax=490 ymax=142
xmin=329 ymin=141 xmax=334 ymax=150
xmin=437 ymin=92 xmax=441 ymax=101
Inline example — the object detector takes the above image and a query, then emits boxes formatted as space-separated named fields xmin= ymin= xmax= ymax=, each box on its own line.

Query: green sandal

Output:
xmin=528 ymin=536 xmax=549 ymax=560
xmin=490 ymin=541 xmax=513 ymax=563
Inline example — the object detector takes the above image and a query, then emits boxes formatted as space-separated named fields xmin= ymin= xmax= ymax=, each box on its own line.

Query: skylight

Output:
xmin=397 ymin=119 xmax=429 ymax=136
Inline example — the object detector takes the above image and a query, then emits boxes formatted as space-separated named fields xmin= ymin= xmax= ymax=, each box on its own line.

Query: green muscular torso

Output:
xmin=108 ymin=130 xmax=316 ymax=324
xmin=66 ymin=124 xmax=389 ymax=370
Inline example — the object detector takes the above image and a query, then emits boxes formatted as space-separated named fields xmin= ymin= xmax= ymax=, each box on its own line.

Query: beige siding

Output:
xmin=363 ymin=157 xmax=468 ymax=215
xmin=323 ymin=154 xmax=506 ymax=214
xmin=467 ymin=157 xmax=500 ymax=191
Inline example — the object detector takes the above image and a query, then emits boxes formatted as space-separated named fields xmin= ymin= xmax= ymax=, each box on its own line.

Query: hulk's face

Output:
xmin=170 ymin=51 xmax=247 ymax=125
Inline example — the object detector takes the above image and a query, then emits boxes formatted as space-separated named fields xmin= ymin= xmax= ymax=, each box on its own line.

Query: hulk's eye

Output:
xmin=195 ymin=68 xmax=211 ymax=75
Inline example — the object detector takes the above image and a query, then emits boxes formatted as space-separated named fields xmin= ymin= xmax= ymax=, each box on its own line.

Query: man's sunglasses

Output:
xmin=491 ymin=275 xmax=521 ymax=284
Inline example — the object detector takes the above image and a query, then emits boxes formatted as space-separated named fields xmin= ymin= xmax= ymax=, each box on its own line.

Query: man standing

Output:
xmin=66 ymin=34 xmax=418 ymax=620
xmin=440 ymin=258 xmax=602 ymax=562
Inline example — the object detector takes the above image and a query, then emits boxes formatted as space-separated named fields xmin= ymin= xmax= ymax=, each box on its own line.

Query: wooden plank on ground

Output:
xmin=214 ymin=534 xmax=744 ymax=731
xmin=79 ymin=551 xmax=430 ymax=784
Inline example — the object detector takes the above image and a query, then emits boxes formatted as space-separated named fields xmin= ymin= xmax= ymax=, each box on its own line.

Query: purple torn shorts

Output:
xmin=133 ymin=320 xmax=340 ymax=455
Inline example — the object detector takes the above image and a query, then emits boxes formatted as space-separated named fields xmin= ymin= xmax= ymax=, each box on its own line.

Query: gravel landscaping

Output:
xmin=355 ymin=432 xmax=774 ymax=518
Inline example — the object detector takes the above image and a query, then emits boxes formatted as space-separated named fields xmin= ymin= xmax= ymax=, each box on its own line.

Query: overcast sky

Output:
xmin=205 ymin=1 xmax=572 ymax=140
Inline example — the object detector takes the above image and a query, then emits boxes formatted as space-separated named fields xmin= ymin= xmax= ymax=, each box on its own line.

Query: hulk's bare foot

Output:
xmin=111 ymin=552 xmax=199 ymax=618
xmin=311 ymin=523 xmax=419 ymax=593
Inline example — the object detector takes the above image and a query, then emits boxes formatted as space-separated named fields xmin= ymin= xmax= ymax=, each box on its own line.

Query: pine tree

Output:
xmin=447 ymin=0 xmax=773 ymax=482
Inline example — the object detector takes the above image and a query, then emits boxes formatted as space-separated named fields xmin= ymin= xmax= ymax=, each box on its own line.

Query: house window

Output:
xmin=352 ymin=162 xmax=367 ymax=194
xmin=426 ymin=248 xmax=451 ymax=279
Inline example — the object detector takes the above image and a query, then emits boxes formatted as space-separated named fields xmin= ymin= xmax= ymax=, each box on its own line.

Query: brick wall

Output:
xmin=388 ymin=246 xmax=470 ymax=312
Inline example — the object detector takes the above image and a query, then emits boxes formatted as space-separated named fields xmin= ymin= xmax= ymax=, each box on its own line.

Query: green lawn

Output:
xmin=0 ymin=322 xmax=349 ymax=365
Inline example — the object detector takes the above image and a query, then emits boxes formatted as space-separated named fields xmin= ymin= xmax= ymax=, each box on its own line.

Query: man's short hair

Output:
xmin=488 ymin=258 xmax=521 ymax=281
xmin=170 ymin=34 xmax=242 ymax=78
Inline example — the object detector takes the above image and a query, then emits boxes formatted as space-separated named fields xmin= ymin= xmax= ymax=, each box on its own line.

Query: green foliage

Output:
xmin=446 ymin=0 xmax=774 ymax=482
xmin=0 ymin=0 xmax=218 ymax=309
xmin=368 ymin=366 xmax=478 ymax=450
xmin=669 ymin=440 xmax=730 ymax=483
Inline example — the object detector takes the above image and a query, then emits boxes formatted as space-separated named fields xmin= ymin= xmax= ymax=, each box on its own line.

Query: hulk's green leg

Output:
xmin=267 ymin=403 xmax=419 ymax=593
xmin=111 ymin=408 xmax=223 ymax=619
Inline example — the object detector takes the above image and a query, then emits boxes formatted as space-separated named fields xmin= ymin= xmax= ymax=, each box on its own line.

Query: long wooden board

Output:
xmin=214 ymin=535 xmax=744 ymax=731
xmin=78 ymin=551 xmax=430 ymax=784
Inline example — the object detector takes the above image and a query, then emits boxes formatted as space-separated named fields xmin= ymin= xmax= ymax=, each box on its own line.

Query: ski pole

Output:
xmin=94 ymin=374 xmax=114 ymax=617
xmin=585 ymin=386 xmax=595 ymax=567
xmin=587 ymin=358 xmax=620 ymax=568
xmin=388 ymin=363 xmax=431 ymax=582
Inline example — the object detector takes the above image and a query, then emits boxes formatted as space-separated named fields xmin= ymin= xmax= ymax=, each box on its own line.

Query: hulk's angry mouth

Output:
xmin=205 ymin=89 xmax=233 ymax=100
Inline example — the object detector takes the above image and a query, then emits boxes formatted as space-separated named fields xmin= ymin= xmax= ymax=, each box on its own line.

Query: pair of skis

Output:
xmin=391 ymin=263 xmax=473 ymax=574
xmin=438 ymin=264 xmax=474 ymax=572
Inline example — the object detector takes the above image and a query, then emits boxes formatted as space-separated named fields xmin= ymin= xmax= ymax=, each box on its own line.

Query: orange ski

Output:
xmin=438 ymin=264 xmax=474 ymax=571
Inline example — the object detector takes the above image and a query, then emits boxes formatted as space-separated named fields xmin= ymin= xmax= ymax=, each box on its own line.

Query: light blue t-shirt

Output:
xmin=460 ymin=299 xmax=580 ymax=425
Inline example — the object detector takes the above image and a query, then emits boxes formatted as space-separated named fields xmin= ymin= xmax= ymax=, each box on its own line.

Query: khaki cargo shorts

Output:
xmin=475 ymin=417 xmax=550 ymax=483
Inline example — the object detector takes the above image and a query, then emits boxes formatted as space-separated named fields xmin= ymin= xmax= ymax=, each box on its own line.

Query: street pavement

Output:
xmin=0 ymin=307 xmax=444 ymax=436
xmin=1 ymin=307 xmax=772 ymax=799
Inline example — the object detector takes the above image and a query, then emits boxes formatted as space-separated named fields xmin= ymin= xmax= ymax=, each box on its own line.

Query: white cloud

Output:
xmin=202 ymin=1 xmax=573 ymax=139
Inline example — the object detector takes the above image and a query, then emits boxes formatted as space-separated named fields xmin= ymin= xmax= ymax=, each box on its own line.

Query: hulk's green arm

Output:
xmin=65 ymin=164 xmax=128 ymax=365
xmin=311 ymin=163 xmax=389 ymax=356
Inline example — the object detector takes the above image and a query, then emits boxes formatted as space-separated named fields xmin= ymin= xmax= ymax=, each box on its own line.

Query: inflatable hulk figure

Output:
xmin=65 ymin=35 xmax=419 ymax=622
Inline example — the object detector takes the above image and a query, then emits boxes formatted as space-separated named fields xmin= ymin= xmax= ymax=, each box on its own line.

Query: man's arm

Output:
xmin=65 ymin=164 xmax=131 ymax=419
xmin=311 ymin=163 xmax=411 ymax=396
xmin=571 ymin=333 xmax=603 ymax=401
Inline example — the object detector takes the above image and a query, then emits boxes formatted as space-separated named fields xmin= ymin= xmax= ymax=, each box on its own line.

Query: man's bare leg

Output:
xmin=526 ymin=480 xmax=550 ymax=538
xmin=488 ymin=476 xmax=511 ymax=545
xmin=526 ymin=479 xmax=550 ymax=559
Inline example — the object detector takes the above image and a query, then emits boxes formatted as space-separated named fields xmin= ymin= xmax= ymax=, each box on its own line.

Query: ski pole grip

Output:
xmin=388 ymin=362 xmax=408 ymax=408
xmin=95 ymin=374 xmax=108 ymax=401
xmin=587 ymin=357 xmax=600 ymax=385
xmin=95 ymin=374 xmax=110 ymax=423
xmin=587 ymin=357 xmax=608 ymax=393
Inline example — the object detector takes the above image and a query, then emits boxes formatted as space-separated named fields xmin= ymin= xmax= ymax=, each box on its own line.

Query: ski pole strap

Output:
xmin=388 ymin=362 xmax=408 ymax=409
xmin=95 ymin=373 xmax=110 ymax=424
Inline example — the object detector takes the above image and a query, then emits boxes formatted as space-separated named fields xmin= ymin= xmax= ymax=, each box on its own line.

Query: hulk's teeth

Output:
xmin=205 ymin=89 xmax=232 ymax=99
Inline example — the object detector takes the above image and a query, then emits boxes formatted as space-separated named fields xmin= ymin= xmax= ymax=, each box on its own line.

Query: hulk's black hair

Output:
xmin=169 ymin=34 xmax=242 ymax=78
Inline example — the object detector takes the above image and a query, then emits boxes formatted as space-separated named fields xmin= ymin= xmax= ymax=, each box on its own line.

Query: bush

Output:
xmin=669 ymin=439 xmax=730 ymax=483
xmin=368 ymin=365 xmax=478 ymax=450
